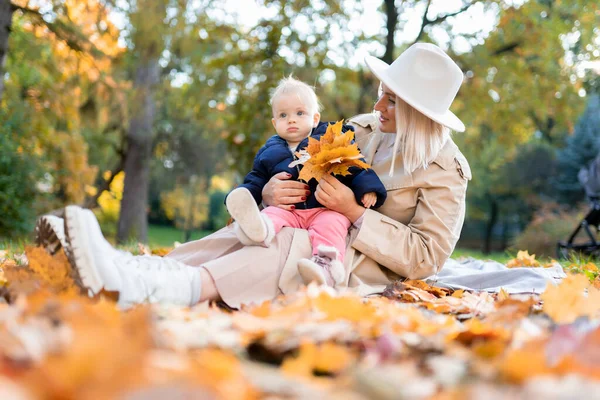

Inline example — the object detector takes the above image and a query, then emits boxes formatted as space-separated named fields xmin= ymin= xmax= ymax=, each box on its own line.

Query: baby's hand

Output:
xmin=361 ymin=192 xmax=377 ymax=209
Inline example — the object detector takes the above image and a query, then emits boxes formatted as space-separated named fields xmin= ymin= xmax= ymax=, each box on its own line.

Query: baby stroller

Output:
xmin=557 ymin=155 xmax=600 ymax=259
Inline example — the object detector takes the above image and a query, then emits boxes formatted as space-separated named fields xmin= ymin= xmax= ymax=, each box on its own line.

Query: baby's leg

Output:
xmin=260 ymin=206 xmax=303 ymax=241
xmin=307 ymin=210 xmax=351 ymax=263
xmin=298 ymin=210 xmax=351 ymax=287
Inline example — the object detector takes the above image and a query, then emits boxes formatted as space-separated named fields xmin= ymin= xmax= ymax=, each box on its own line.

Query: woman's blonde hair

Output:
xmin=269 ymin=76 xmax=322 ymax=115
xmin=389 ymin=97 xmax=450 ymax=176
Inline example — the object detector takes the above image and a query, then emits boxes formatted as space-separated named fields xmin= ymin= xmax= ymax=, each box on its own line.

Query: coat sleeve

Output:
xmin=350 ymin=166 xmax=468 ymax=280
xmin=349 ymin=168 xmax=387 ymax=208
xmin=230 ymin=147 xmax=271 ymax=205
xmin=346 ymin=113 xmax=377 ymax=150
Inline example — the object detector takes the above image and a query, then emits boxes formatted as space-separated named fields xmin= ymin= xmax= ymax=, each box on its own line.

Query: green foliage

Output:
xmin=562 ymin=253 xmax=600 ymax=282
xmin=207 ymin=189 xmax=229 ymax=231
xmin=554 ymin=95 xmax=600 ymax=204
xmin=501 ymin=141 xmax=557 ymax=203
xmin=510 ymin=202 xmax=586 ymax=258
xmin=160 ymin=178 xmax=209 ymax=231
xmin=3 ymin=0 xmax=600 ymax=253
xmin=0 ymin=112 xmax=43 ymax=238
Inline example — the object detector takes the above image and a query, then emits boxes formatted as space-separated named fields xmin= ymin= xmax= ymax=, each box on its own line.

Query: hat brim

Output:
xmin=365 ymin=55 xmax=466 ymax=133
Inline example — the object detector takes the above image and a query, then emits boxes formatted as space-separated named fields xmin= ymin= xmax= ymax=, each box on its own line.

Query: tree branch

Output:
xmin=427 ymin=1 xmax=478 ymax=26
xmin=413 ymin=0 xmax=480 ymax=44
xmin=11 ymin=3 xmax=107 ymax=58
xmin=492 ymin=41 xmax=521 ymax=56
xmin=414 ymin=0 xmax=432 ymax=43
xmin=382 ymin=0 xmax=399 ymax=64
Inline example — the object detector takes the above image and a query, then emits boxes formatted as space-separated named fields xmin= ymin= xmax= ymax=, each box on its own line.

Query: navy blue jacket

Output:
xmin=232 ymin=121 xmax=387 ymax=210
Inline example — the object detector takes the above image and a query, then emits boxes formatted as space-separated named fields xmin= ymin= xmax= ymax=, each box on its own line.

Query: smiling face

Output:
xmin=271 ymin=92 xmax=320 ymax=147
xmin=373 ymin=84 xmax=397 ymax=133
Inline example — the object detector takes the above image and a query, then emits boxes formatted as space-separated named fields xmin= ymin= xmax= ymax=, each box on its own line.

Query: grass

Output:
xmin=0 ymin=225 xmax=214 ymax=254
xmin=450 ymin=248 xmax=516 ymax=264
xmin=0 ymin=226 xmax=586 ymax=269
xmin=146 ymin=225 xmax=213 ymax=248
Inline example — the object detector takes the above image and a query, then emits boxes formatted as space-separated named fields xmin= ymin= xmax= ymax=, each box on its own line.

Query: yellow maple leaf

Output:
xmin=506 ymin=250 xmax=540 ymax=268
xmin=541 ymin=274 xmax=600 ymax=324
xmin=297 ymin=120 xmax=371 ymax=183
xmin=281 ymin=341 xmax=354 ymax=377
xmin=500 ymin=340 xmax=553 ymax=383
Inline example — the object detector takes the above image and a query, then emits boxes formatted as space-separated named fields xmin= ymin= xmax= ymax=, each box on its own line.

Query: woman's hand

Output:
xmin=262 ymin=172 xmax=310 ymax=211
xmin=315 ymin=175 xmax=366 ymax=223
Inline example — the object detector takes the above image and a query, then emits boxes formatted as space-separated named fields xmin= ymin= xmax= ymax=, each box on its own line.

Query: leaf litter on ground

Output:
xmin=1 ymin=247 xmax=600 ymax=399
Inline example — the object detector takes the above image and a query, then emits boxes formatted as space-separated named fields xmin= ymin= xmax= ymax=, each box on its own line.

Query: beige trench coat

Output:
xmin=166 ymin=113 xmax=472 ymax=307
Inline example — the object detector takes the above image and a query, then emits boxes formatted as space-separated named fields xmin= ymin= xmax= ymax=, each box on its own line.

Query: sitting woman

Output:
xmin=47 ymin=42 xmax=471 ymax=308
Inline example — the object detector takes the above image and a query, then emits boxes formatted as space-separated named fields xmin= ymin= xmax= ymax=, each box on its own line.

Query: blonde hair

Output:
xmin=270 ymin=76 xmax=321 ymax=115
xmin=389 ymin=98 xmax=450 ymax=176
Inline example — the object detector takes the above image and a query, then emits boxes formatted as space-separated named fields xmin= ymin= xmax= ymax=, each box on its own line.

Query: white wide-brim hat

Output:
xmin=365 ymin=43 xmax=465 ymax=132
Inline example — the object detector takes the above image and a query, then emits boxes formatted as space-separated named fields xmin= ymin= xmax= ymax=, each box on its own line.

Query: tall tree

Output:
xmin=5 ymin=0 xmax=122 ymax=205
xmin=454 ymin=0 xmax=599 ymax=250
xmin=0 ymin=0 xmax=14 ymax=101
xmin=117 ymin=0 xmax=165 ymax=243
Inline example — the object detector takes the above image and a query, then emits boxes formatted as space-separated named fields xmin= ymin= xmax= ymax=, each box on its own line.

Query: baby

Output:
xmin=226 ymin=76 xmax=386 ymax=287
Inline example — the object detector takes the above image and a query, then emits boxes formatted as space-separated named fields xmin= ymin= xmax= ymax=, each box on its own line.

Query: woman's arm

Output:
xmin=351 ymin=172 xmax=468 ymax=280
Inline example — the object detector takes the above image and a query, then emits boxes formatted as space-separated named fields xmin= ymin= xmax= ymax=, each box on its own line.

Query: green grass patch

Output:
xmin=450 ymin=248 xmax=515 ymax=264
xmin=0 ymin=235 xmax=30 ymax=255
xmin=147 ymin=224 xmax=213 ymax=248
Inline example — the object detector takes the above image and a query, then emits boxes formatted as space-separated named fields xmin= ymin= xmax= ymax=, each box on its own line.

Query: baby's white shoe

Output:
xmin=226 ymin=188 xmax=274 ymax=246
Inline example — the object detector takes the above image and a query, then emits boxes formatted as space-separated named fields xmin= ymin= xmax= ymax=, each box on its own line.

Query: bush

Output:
xmin=0 ymin=119 xmax=42 ymax=238
xmin=554 ymin=95 xmax=600 ymax=204
xmin=510 ymin=202 xmax=587 ymax=258
xmin=207 ymin=189 xmax=230 ymax=231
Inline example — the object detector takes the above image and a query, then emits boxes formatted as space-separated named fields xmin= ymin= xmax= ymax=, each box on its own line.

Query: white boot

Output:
xmin=65 ymin=205 xmax=202 ymax=308
xmin=35 ymin=215 xmax=70 ymax=257
xmin=226 ymin=188 xmax=275 ymax=246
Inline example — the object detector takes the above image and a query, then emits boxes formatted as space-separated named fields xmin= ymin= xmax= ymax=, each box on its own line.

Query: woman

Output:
xmin=44 ymin=42 xmax=471 ymax=309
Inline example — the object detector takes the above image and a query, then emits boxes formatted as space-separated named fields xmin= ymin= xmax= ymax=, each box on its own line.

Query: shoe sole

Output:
xmin=226 ymin=188 xmax=267 ymax=243
xmin=35 ymin=215 xmax=70 ymax=257
xmin=64 ymin=205 xmax=104 ymax=295
xmin=298 ymin=260 xmax=328 ymax=286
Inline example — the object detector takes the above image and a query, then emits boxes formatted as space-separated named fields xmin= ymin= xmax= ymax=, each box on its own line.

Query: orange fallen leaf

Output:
xmin=281 ymin=341 xmax=354 ymax=377
xmin=541 ymin=274 xmax=600 ymax=324
xmin=506 ymin=250 xmax=540 ymax=268
xmin=499 ymin=340 xmax=552 ymax=383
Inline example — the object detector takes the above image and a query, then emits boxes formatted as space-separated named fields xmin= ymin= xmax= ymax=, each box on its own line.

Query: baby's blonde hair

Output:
xmin=270 ymin=76 xmax=321 ymax=115
xmin=390 ymin=98 xmax=450 ymax=175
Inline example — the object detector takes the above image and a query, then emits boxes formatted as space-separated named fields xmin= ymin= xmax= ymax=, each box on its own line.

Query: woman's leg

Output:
xmin=65 ymin=205 xmax=206 ymax=308
xmin=201 ymin=227 xmax=298 ymax=308
xmin=198 ymin=267 xmax=219 ymax=302
xmin=64 ymin=205 xmax=302 ymax=309
xmin=166 ymin=224 xmax=243 ymax=267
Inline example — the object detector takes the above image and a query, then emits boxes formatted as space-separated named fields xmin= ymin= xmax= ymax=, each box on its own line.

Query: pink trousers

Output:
xmin=261 ymin=206 xmax=351 ymax=262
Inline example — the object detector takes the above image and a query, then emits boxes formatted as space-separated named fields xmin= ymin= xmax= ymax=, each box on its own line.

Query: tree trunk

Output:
xmin=117 ymin=59 xmax=160 ymax=244
xmin=483 ymin=194 xmax=498 ymax=254
xmin=356 ymin=68 xmax=372 ymax=116
xmin=382 ymin=0 xmax=399 ymax=64
xmin=0 ymin=0 xmax=14 ymax=101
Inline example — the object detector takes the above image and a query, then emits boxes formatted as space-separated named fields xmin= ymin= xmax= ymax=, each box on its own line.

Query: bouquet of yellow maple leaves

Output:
xmin=291 ymin=120 xmax=371 ymax=183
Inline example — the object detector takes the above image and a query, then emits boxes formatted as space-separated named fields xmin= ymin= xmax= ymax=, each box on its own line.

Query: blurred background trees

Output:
xmin=1 ymin=0 xmax=599 ymax=256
